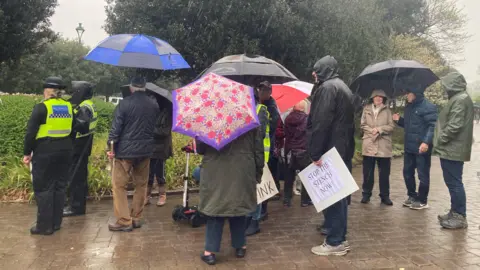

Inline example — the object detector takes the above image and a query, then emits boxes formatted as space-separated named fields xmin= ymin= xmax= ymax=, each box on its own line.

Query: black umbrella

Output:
xmin=197 ymin=54 xmax=297 ymax=85
xmin=121 ymin=82 xmax=172 ymax=102
xmin=350 ymin=60 xmax=439 ymax=99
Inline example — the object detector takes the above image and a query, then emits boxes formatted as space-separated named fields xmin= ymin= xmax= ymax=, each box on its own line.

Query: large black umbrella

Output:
xmin=350 ymin=60 xmax=439 ymax=99
xmin=197 ymin=54 xmax=297 ymax=85
xmin=121 ymin=82 xmax=172 ymax=102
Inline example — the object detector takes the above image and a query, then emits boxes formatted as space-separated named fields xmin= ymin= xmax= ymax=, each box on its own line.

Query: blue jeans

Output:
xmin=324 ymin=198 xmax=348 ymax=246
xmin=247 ymin=204 xmax=262 ymax=221
xmin=440 ymin=158 xmax=466 ymax=216
xmin=204 ymin=216 xmax=246 ymax=252
xmin=192 ymin=166 xmax=201 ymax=184
xmin=403 ymin=152 xmax=431 ymax=203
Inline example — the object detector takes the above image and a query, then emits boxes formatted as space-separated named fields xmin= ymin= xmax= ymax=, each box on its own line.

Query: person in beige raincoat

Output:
xmin=360 ymin=89 xmax=395 ymax=205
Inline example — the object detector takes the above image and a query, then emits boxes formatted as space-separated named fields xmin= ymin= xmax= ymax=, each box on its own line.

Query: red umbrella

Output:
xmin=272 ymin=81 xmax=314 ymax=113
xmin=172 ymin=73 xmax=260 ymax=150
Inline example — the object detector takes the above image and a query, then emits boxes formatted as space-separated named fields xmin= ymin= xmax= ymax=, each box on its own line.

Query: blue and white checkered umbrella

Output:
xmin=84 ymin=34 xmax=191 ymax=70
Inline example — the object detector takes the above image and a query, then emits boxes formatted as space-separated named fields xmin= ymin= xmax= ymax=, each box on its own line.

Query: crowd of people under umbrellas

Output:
xmin=22 ymin=32 xmax=475 ymax=266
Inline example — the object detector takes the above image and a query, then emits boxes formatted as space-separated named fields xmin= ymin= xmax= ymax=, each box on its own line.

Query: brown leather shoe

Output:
xmin=156 ymin=184 xmax=167 ymax=206
xmin=108 ymin=222 xmax=133 ymax=232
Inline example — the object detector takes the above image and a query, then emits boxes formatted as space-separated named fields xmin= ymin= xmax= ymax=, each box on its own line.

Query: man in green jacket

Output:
xmin=434 ymin=71 xmax=474 ymax=230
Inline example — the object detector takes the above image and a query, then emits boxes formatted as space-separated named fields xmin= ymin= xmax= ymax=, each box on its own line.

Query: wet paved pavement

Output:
xmin=1 ymin=127 xmax=479 ymax=269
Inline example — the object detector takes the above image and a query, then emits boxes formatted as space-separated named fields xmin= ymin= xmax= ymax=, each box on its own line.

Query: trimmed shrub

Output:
xmin=0 ymin=95 xmax=201 ymax=201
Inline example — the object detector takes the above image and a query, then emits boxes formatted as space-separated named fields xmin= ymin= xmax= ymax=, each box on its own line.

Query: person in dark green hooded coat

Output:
xmin=434 ymin=71 xmax=474 ymax=230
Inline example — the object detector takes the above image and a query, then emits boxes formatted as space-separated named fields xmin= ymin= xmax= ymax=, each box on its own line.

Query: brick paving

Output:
xmin=0 ymin=126 xmax=479 ymax=269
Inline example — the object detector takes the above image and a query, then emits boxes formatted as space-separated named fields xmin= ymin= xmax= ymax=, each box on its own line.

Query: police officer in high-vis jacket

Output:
xmin=23 ymin=77 xmax=75 ymax=235
xmin=63 ymin=81 xmax=97 ymax=217
xmin=245 ymin=81 xmax=272 ymax=236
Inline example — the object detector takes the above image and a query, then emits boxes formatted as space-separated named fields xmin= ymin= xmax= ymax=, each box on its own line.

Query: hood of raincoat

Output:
xmin=441 ymin=71 xmax=467 ymax=99
xmin=369 ymin=89 xmax=388 ymax=104
xmin=70 ymin=81 xmax=94 ymax=106
xmin=313 ymin=55 xmax=339 ymax=84
xmin=406 ymin=87 xmax=426 ymax=104
xmin=370 ymin=89 xmax=387 ymax=99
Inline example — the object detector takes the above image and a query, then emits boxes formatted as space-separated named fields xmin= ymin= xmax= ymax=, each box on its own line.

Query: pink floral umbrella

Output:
xmin=172 ymin=73 xmax=260 ymax=150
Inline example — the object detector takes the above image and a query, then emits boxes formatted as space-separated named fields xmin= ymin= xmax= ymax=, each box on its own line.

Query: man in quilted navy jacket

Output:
xmin=393 ymin=88 xmax=437 ymax=210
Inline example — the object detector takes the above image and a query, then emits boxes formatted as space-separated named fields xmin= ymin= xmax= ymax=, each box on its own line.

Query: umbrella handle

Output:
xmin=110 ymin=141 xmax=115 ymax=179
xmin=392 ymin=68 xmax=400 ymax=96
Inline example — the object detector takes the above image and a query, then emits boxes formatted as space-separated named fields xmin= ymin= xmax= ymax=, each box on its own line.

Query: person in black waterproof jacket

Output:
xmin=106 ymin=77 xmax=160 ymax=232
xmin=392 ymin=88 xmax=437 ymax=210
xmin=63 ymin=81 xmax=97 ymax=217
xmin=307 ymin=56 xmax=355 ymax=256
xmin=144 ymin=92 xmax=173 ymax=207
xmin=23 ymin=77 xmax=75 ymax=235
xmin=257 ymin=82 xmax=280 ymax=220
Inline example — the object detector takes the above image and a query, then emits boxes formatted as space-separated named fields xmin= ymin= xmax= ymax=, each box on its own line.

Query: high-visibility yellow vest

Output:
xmin=36 ymin=98 xmax=73 ymax=139
xmin=74 ymin=99 xmax=98 ymax=138
xmin=256 ymin=104 xmax=271 ymax=163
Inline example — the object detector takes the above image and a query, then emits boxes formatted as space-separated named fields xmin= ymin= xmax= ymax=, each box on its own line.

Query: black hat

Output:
xmin=130 ymin=76 xmax=146 ymax=88
xmin=43 ymin=77 xmax=66 ymax=89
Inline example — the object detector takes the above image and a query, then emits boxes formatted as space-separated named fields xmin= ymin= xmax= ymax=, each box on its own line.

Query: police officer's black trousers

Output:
xmin=67 ymin=152 xmax=89 ymax=214
xmin=32 ymin=150 xmax=71 ymax=231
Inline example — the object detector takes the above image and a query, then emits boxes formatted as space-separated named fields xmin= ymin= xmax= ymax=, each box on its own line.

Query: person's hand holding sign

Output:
xmin=313 ymin=159 xmax=323 ymax=167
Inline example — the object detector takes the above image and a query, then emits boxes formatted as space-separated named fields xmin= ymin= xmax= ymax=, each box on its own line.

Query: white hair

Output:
xmin=293 ymin=100 xmax=307 ymax=112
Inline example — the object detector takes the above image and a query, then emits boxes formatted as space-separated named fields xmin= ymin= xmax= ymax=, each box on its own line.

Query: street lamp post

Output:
xmin=76 ymin=23 xmax=85 ymax=44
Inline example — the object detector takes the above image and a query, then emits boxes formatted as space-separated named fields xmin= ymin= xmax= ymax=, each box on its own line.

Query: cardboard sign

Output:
xmin=298 ymin=147 xmax=359 ymax=212
xmin=257 ymin=164 xmax=279 ymax=204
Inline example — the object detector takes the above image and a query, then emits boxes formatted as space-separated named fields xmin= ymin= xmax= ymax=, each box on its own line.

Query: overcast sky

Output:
xmin=50 ymin=0 xmax=480 ymax=82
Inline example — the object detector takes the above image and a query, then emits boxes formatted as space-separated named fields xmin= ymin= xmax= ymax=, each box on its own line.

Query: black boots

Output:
xmin=361 ymin=196 xmax=370 ymax=204
xmin=201 ymin=253 xmax=216 ymax=265
xmin=30 ymin=225 xmax=54 ymax=236
xmin=381 ymin=197 xmax=393 ymax=206
xmin=235 ymin=248 xmax=247 ymax=258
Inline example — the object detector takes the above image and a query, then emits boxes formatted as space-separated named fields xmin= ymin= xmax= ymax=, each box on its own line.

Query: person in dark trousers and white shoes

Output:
xmin=307 ymin=56 xmax=355 ymax=256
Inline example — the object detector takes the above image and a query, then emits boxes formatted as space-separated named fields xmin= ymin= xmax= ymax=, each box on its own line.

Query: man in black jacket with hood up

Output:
xmin=63 ymin=81 xmax=96 ymax=217
xmin=307 ymin=56 xmax=355 ymax=256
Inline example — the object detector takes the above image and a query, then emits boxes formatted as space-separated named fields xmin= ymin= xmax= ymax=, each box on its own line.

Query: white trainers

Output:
xmin=311 ymin=242 xmax=348 ymax=256
xmin=343 ymin=241 xmax=350 ymax=251
xmin=410 ymin=201 xmax=429 ymax=210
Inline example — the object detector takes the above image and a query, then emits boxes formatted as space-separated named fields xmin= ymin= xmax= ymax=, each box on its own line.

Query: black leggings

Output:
xmin=284 ymin=167 xmax=310 ymax=203
xmin=148 ymin=159 xmax=165 ymax=186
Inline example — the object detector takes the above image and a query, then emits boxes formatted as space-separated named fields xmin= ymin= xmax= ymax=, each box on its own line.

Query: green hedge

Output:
xmin=0 ymin=95 xmax=115 ymax=156
xmin=0 ymin=95 xmax=201 ymax=201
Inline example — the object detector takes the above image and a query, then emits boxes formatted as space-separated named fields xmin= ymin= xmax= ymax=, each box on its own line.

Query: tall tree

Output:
xmin=376 ymin=0 xmax=468 ymax=61
xmin=104 ymin=0 xmax=388 ymax=83
xmin=0 ymin=39 xmax=126 ymax=96
xmin=0 ymin=0 xmax=57 ymax=65
xmin=388 ymin=34 xmax=450 ymax=106
xmin=375 ymin=0 xmax=427 ymax=35
xmin=422 ymin=0 xmax=469 ymax=61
